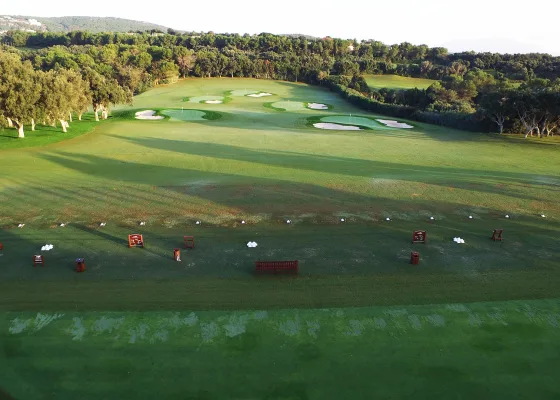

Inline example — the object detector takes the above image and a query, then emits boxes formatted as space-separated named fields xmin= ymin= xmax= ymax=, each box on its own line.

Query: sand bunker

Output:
xmin=376 ymin=119 xmax=414 ymax=129
xmin=307 ymin=103 xmax=329 ymax=110
xmin=188 ymin=96 xmax=225 ymax=104
xmin=135 ymin=110 xmax=164 ymax=120
xmin=313 ymin=123 xmax=361 ymax=131
xmin=247 ymin=92 xmax=272 ymax=98
xmin=230 ymin=89 xmax=258 ymax=96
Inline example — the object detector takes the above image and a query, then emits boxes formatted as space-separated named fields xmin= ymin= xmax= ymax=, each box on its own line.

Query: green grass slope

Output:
xmin=364 ymin=74 xmax=436 ymax=89
xmin=1 ymin=78 xmax=560 ymax=399
xmin=2 ymin=300 xmax=560 ymax=399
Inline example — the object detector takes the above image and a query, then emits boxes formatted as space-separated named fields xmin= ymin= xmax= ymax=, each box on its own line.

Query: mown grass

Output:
xmin=0 ymin=113 xmax=100 ymax=149
xmin=2 ymin=299 xmax=560 ymax=399
xmin=364 ymin=74 xmax=436 ymax=90
xmin=0 ymin=78 xmax=559 ymax=399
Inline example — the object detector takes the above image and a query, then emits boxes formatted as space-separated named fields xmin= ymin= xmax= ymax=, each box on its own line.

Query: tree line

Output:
xmin=1 ymin=30 xmax=559 ymax=138
xmin=3 ymin=31 xmax=559 ymax=81
xmin=0 ymin=50 xmax=131 ymax=137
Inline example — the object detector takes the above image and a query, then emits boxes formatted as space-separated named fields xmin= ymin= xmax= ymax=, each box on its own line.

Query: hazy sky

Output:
xmin=4 ymin=0 xmax=560 ymax=55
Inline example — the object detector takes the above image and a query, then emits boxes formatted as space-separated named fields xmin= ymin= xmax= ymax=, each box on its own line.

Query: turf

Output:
xmin=364 ymin=74 xmax=436 ymax=90
xmin=270 ymin=100 xmax=307 ymax=111
xmin=0 ymin=114 xmax=100 ymax=149
xmin=161 ymin=109 xmax=208 ymax=121
xmin=2 ymin=299 xmax=560 ymax=399
xmin=1 ymin=77 xmax=560 ymax=399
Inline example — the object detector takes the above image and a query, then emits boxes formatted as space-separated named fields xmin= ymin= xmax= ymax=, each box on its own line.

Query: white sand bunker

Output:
xmin=205 ymin=100 xmax=223 ymax=104
xmin=135 ymin=110 xmax=164 ymax=120
xmin=247 ymin=92 xmax=272 ymax=98
xmin=313 ymin=123 xmax=361 ymax=131
xmin=307 ymin=103 xmax=329 ymax=110
xmin=376 ymin=119 xmax=414 ymax=129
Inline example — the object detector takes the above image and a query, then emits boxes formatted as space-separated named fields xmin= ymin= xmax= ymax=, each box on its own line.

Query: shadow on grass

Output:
xmin=105 ymin=136 xmax=560 ymax=202
xmin=35 ymin=150 xmax=560 ymax=238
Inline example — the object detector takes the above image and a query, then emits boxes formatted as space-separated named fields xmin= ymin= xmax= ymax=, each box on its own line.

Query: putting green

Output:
xmin=187 ymin=95 xmax=225 ymax=103
xmin=161 ymin=109 xmax=207 ymax=121
xmin=270 ymin=101 xmax=306 ymax=111
xmin=319 ymin=115 xmax=395 ymax=130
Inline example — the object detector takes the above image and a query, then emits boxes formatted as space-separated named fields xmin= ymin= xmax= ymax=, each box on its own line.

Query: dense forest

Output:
xmin=1 ymin=30 xmax=559 ymax=137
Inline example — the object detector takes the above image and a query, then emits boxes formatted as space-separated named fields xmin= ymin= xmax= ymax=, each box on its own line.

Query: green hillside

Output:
xmin=4 ymin=15 xmax=170 ymax=33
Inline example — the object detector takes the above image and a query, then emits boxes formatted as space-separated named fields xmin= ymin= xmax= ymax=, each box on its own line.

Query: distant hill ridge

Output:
xmin=0 ymin=15 xmax=171 ymax=33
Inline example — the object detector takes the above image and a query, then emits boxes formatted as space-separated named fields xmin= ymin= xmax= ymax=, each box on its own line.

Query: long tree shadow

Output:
xmin=105 ymin=136 xmax=560 ymax=203
xmin=37 ymin=151 xmax=560 ymax=234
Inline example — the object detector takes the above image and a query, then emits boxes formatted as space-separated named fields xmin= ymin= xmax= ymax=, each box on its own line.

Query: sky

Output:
xmin=4 ymin=0 xmax=560 ymax=55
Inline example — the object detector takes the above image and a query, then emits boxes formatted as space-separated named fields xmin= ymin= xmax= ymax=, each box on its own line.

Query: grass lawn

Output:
xmin=0 ymin=114 xmax=100 ymax=149
xmin=1 ymin=77 xmax=559 ymax=399
xmin=2 ymin=299 xmax=560 ymax=399
xmin=364 ymin=74 xmax=436 ymax=90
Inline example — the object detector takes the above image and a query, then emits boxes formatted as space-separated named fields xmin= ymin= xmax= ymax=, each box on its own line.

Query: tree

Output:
xmin=478 ymin=90 xmax=512 ymax=134
xmin=174 ymin=47 xmax=195 ymax=77
xmin=83 ymin=68 xmax=132 ymax=121
xmin=0 ymin=52 xmax=41 ymax=138
xmin=513 ymin=91 xmax=541 ymax=138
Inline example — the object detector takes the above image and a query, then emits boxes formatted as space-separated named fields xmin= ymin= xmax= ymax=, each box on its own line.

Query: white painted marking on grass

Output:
xmin=279 ymin=316 xmax=301 ymax=337
xmin=446 ymin=304 xmax=470 ymax=312
xmin=307 ymin=321 xmax=321 ymax=339
xmin=183 ymin=312 xmax=199 ymax=327
xmin=547 ymin=314 xmax=559 ymax=327
xmin=9 ymin=318 xmax=31 ymax=334
xmin=344 ymin=320 xmax=364 ymax=336
xmin=253 ymin=311 xmax=268 ymax=320
xmin=469 ymin=313 xmax=483 ymax=327
xmin=426 ymin=314 xmax=445 ymax=327
xmin=69 ymin=317 xmax=86 ymax=341
xmin=93 ymin=317 xmax=125 ymax=334
xmin=129 ymin=323 xmax=149 ymax=344
xmin=152 ymin=330 xmax=169 ymax=343
xmin=408 ymin=315 xmax=422 ymax=330
xmin=384 ymin=309 xmax=408 ymax=317
xmin=33 ymin=313 xmax=64 ymax=331
xmin=374 ymin=317 xmax=387 ymax=329
xmin=223 ymin=315 xmax=249 ymax=337
xmin=200 ymin=322 xmax=219 ymax=342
